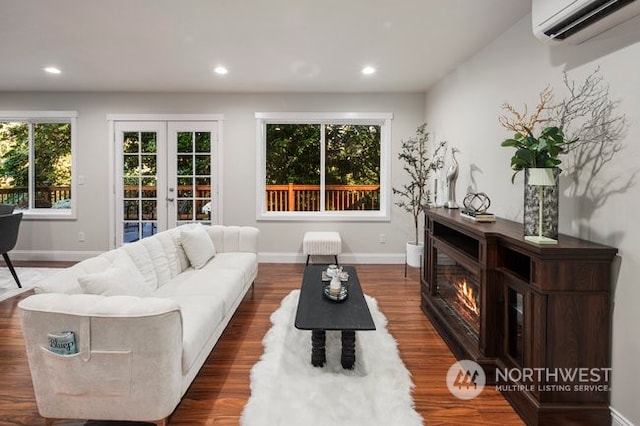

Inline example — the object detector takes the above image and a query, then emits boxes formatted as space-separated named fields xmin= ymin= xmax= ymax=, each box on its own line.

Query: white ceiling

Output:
xmin=0 ymin=0 xmax=530 ymax=93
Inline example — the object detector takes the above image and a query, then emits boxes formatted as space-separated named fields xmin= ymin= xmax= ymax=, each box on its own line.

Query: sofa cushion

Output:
xmin=180 ymin=224 xmax=216 ymax=269
xmin=205 ymin=225 xmax=259 ymax=253
xmin=155 ymin=267 xmax=245 ymax=317
xmin=206 ymin=252 xmax=258 ymax=285
xmin=78 ymin=253 xmax=152 ymax=297
xmin=173 ymin=230 xmax=191 ymax=273
xmin=121 ymin=242 xmax=158 ymax=291
xmin=141 ymin=236 xmax=172 ymax=287
xmin=166 ymin=294 xmax=225 ymax=373
xmin=34 ymin=249 xmax=125 ymax=294
xmin=155 ymin=231 xmax=183 ymax=279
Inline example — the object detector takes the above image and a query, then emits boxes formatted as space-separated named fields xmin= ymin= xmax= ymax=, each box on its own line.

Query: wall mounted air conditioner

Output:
xmin=533 ymin=0 xmax=640 ymax=44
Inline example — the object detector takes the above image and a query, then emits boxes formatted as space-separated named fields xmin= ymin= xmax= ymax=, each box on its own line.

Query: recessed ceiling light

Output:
xmin=361 ymin=66 xmax=376 ymax=75
xmin=213 ymin=66 xmax=228 ymax=75
xmin=44 ymin=66 xmax=61 ymax=74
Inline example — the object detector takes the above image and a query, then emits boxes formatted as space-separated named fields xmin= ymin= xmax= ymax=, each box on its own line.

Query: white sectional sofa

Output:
xmin=18 ymin=224 xmax=259 ymax=426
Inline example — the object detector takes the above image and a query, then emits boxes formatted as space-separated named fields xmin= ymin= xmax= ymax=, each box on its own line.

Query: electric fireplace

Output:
xmin=421 ymin=207 xmax=618 ymax=426
xmin=434 ymin=252 xmax=480 ymax=339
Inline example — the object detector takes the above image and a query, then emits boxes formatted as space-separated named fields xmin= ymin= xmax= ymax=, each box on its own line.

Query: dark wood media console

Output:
xmin=421 ymin=207 xmax=618 ymax=426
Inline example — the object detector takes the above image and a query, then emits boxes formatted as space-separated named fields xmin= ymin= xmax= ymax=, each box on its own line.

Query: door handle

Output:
xmin=167 ymin=197 xmax=174 ymax=202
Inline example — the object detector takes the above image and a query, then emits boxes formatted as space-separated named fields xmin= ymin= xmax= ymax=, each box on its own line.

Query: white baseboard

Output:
xmin=612 ymin=407 xmax=635 ymax=426
xmin=258 ymin=252 xmax=406 ymax=264
xmin=11 ymin=250 xmax=407 ymax=265
xmin=10 ymin=250 xmax=104 ymax=262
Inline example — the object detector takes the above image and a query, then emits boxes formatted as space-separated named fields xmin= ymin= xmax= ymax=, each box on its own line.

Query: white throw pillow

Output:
xmin=180 ymin=224 xmax=216 ymax=269
xmin=78 ymin=253 xmax=152 ymax=296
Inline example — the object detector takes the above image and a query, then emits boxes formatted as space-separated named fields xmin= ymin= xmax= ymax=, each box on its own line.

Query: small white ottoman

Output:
xmin=303 ymin=231 xmax=342 ymax=265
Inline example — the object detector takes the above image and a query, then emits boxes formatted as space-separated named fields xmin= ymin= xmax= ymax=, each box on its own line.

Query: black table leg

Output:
xmin=341 ymin=330 xmax=356 ymax=369
xmin=311 ymin=329 xmax=326 ymax=367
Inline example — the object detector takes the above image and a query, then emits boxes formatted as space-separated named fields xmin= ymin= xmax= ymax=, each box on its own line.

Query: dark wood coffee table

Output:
xmin=294 ymin=265 xmax=376 ymax=369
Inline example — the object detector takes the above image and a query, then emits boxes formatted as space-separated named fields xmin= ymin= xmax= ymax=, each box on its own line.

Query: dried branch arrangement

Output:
xmin=499 ymin=86 xmax=554 ymax=136
xmin=499 ymin=67 xmax=633 ymax=216
xmin=554 ymin=68 xmax=633 ymax=209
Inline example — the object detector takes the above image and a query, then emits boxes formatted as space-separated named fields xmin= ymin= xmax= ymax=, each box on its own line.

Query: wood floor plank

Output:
xmin=0 ymin=263 xmax=524 ymax=425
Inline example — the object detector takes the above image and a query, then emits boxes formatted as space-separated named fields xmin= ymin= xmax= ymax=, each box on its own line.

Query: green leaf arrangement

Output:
xmin=499 ymin=87 xmax=577 ymax=183
xmin=501 ymin=126 xmax=576 ymax=183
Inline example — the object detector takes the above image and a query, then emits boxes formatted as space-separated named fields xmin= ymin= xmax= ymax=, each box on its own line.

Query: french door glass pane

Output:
xmin=195 ymin=132 xmax=211 ymax=152
xmin=122 ymin=131 xmax=158 ymax=243
xmin=175 ymin=131 xmax=212 ymax=224
xmin=141 ymin=132 xmax=156 ymax=152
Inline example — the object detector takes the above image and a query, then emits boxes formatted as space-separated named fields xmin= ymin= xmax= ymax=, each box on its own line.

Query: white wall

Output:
xmin=425 ymin=14 xmax=640 ymax=425
xmin=0 ymin=92 xmax=425 ymax=262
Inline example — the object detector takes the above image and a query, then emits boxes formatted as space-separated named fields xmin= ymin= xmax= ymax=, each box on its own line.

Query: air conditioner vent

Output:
xmin=533 ymin=0 xmax=640 ymax=44
xmin=545 ymin=0 xmax=636 ymax=40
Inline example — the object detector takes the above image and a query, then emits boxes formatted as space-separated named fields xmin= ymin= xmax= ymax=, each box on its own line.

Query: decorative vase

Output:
xmin=406 ymin=241 xmax=424 ymax=268
xmin=523 ymin=168 xmax=560 ymax=241
xmin=329 ymin=275 xmax=342 ymax=296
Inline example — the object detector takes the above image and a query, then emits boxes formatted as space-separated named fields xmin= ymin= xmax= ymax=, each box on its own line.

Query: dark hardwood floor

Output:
xmin=0 ymin=263 xmax=524 ymax=426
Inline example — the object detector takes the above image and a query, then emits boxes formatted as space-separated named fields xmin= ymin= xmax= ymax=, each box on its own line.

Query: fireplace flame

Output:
xmin=455 ymin=279 xmax=479 ymax=315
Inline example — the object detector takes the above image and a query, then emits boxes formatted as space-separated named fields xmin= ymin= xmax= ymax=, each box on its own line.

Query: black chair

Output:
xmin=0 ymin=204 xmax=14 ymax=215
xmin=0 ymin=213 xmax=23 ymax=288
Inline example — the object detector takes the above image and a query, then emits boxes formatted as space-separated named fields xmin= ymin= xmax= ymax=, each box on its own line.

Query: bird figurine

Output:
xmin=445 ymin=147 xmax=460 ymax=209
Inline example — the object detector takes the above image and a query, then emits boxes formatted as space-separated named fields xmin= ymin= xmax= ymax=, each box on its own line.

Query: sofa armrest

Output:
xmin=206 ymin=225 xmax=259 ymax=254
xmin=18 ymin=294 xmax=184 ymax=422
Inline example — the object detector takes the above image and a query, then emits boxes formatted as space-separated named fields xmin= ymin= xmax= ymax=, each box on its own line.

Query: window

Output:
xmin=256 ymin=112 xmax=392 ymax=221
xmin=0 ymin=111 xmax=77 ymax=218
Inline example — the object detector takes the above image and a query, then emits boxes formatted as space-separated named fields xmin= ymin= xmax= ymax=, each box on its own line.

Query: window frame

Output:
xmin=0 ymin=110 xmax=78 ymax=219
xmin=255 ymin=112 xmax=392 ymax=221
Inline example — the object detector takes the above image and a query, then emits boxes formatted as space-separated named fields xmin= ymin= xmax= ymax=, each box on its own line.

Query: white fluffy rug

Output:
xmin=0 ymin=267 xmax=62 ymax=302
xmin=241 ymin=290 xmax=423 ymax=426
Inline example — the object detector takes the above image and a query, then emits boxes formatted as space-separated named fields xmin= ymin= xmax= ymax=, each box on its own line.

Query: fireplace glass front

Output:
xmin=435 ymin=250 xmax=481 ymax=339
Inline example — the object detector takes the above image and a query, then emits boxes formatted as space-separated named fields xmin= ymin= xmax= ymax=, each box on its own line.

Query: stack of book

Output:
xmin=460 ymin=209 xmax=496 ymax=223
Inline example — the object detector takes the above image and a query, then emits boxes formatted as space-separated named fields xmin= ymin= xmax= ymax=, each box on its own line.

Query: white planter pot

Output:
xmin=406 ymin=242 xmax=424 ymax=268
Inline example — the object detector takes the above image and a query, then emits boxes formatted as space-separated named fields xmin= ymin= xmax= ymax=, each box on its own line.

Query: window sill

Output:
xmin=18 ymin=209 xmax=76 ymax=220
xmin=257 ymin=211 xmax=389 ymax=222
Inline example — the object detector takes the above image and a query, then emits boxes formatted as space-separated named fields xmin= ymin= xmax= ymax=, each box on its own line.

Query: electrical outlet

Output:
xmin=78 ymin=232 xmax=85 ymax=242
xmin=379 ymin=233 xmax=386 ymax=243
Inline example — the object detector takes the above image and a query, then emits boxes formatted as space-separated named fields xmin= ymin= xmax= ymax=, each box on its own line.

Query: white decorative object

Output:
xmin=406 ymin=242 xmax=423 ymax=268
xmin=326 ymin=264 xmax=339 ymax=277
xmin=445 ymin=147 xmax=460 ymax=209
xmin=329 ymin=275 xmax=342 ymax=296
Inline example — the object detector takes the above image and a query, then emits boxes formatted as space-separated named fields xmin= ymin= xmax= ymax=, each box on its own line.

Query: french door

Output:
xmin=113 ymin=120 xmax=218 ymax=246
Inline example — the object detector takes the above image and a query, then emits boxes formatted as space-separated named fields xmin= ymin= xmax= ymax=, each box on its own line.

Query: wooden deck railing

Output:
xmin=266 ymin=183 xmax=380 ymax=211
xmin=0 ymin=184 xmax=378 ymax=213
xmin=0 ymin=186 xmax=71 ymax=207
xmin=123 ymin=184 xmax=211 ymax=220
